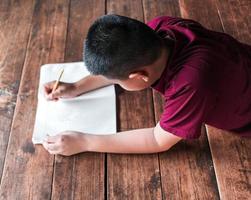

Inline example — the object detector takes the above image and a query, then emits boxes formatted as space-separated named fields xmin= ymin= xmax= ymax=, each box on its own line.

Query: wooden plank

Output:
xmin=207 ymin=0 xmax=251 ymax=199
xmin=51 ymin=1 xmax=106 ymax=200
xmin=0 ymin=0 xmax=69 ymax=199
xmin=106 ymin=0 xmax=162 ymax=199
xmin=143 ymin=0 xmax=220 ymax=199
xmin=178 ymin=0 xmax=251 ymax=199
xmin=179 ymin=0 xmax=222 ymax=31
xmin=215 ymin=0 xmax=251 ymax=44
xmin=206 ymin=126 xmax=251 ymax=200
xmin=0 ymin=0 xmax=35 ymax=180
xmin=142 ymin=0 xmax=180 ymax=20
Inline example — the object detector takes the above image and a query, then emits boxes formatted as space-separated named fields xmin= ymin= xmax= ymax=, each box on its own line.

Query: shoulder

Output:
xmin=146 ymin=16 xmax=203 ymax=30
xmin=167 ymin=51 xmax=212 ymax=98
xmin=146 ymin=16 xmax=180 ymax=29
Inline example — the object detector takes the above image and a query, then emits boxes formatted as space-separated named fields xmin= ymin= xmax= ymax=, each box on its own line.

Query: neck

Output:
xmin=150 ymin=46 xmax=170 ymax=84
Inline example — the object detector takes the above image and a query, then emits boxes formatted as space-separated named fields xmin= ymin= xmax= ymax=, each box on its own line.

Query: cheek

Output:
xmin=120 ymin=85 xmax=137 ymax=91
xmin=118 ymin=82 xmax=135 ymax=90
xmin=119 ymin=80 xmax=148 ymax=91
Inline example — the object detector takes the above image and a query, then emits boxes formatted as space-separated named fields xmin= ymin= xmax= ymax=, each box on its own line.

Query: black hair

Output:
xmin=84 ymin=14 xmax=164 ymax=79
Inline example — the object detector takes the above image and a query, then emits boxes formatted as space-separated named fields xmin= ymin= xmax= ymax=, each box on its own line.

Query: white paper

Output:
xmin=32 ymin=62 xmax=117 ymax=144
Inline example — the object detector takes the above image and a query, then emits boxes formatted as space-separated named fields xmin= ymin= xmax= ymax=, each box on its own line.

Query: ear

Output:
xmin=129 ymin=71 xmax=149 ymax=82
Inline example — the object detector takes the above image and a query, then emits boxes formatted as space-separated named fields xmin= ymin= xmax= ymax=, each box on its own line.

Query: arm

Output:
xmin=43 ymin=74 xmax=114 ymax=100
xmin=42 ymin=123 xmax=182 ymax=155
xmin=74 ymin=75 xmax=114 ymax=96
xmin=86 ymin=123 xmax=182 ymax=154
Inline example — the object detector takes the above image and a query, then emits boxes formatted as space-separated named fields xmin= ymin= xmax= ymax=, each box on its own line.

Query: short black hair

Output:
xmin=84 ymin=14 xmax=164 ymax=79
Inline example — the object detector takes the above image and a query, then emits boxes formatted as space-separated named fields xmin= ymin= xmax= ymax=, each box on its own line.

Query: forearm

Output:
xmin=43 ymin=123 xmax=181 ymax=156
xmin=74 ymin=75 xmax=113 ymax=95
xmin=86 ymin=128 xmax=167 ymax=154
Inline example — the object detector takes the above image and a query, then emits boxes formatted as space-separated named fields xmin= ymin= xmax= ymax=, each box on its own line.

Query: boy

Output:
xmin=42 ymin=15 xmax=251 ymax=156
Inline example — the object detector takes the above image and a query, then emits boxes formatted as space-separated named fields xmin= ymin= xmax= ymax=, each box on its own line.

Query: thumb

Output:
xmin=51 ymin=89 xmax=62 ymax=99
xmin=46 ymin=89 xmax=61 ymax=100
xmin=44 ymin=134 xmax=58 ymax=143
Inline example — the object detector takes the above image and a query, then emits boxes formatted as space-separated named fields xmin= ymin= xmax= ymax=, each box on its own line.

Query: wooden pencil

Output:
xmin=52 ymin=68 xmax=64 ymax=92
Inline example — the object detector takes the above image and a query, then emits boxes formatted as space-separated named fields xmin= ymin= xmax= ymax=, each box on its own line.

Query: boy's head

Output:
xmin=84 ymin=14 xmax=170 ymax=91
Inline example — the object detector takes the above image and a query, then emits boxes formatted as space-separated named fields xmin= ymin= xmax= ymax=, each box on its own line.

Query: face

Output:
xmin=107 ymin=47 xmax=169 ymax=91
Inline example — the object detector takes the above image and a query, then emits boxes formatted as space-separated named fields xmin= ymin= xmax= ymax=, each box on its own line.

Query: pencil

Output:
xmin=52 ymin=68 xmax=64 ymax=92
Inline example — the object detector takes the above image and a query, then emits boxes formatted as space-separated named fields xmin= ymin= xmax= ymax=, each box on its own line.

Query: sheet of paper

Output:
xmin=32 ymin=62 xmax=117 ymax=144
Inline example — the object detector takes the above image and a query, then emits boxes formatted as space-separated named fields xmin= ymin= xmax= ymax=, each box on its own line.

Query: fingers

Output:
xmin=43 ymin=81 xmax=61 ymax=101
xmin=44 ymin=135 xmax=59 ymax=143
xmin=42 ymin=140 xmax=61 ymax=155
xmin=43 ymin=141 xmax=55 ymax=150
xmin=43 ymin=81 xmax=76 ymax=101
xmin=46 ymin=92 xmax=59 ymax=101
xmin=43 ymin=84 xmax=51 ymax=95
xmin=42 ymin=134 xmax=63 ymax=153
xmin=43 ymin=81 xmax=54 ymax=100
xmin=42 ymin=134 xmax=68 ymax=155
xmin=43 ymin=81 xmax=55 ymax=95
xmin=50 ymin=90 xmax=61 ymax=100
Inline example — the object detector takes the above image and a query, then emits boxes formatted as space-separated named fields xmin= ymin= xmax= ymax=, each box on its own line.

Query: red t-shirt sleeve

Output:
xmin=147 ymin=16 xmax=203 ymax=30
xmin=159 ymin=82 xmax=210 ymax=139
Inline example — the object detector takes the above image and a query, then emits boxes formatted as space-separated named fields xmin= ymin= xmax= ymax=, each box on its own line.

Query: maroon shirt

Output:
xmin=147 ymin=16 xmax=251 ymax=139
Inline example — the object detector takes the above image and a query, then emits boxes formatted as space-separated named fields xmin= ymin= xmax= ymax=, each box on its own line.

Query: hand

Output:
xmin=43 ymin=81 xmax=78 ymax=101
xmin=42 ymin=131 xmax=88 ymax=156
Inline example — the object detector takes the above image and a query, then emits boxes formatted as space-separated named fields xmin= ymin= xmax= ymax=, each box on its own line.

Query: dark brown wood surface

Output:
xmin=0 ymin=0 xmax=69 ymax=199
xmin=0 ymin=0 xmax=250 ymax=199
xmin=106 ymin=1 xmax=162 ymax=199
xmin=0 ymin=0 xmax=35 ymax=180
xmin=143 ymin=1 xmax=220 ymax=199
xmin=207 ymin=1 xmax=251 ymax=199
xmin=179 ymin=0 xmax=251 ymax=199
xmin=51 ymin=1 xmax=106 ymax=200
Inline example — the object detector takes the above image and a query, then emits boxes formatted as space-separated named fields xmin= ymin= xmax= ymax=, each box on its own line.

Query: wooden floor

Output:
xmin=0 ymin=0 xmax=251 ymax=199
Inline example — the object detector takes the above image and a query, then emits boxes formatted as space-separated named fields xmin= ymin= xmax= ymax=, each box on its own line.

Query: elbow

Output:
xmin=156 ymin=142 xmax=173 ymax=153
xmin=153 ymin=124 xmax=182 ymax=153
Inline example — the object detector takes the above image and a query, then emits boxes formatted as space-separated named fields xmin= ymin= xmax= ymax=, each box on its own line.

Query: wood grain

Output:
xmin=179 ymin=0 xmax=251 ymax=199
xmin=0 ymin=0 xmax=250 ymax=199
xmin=0 ymin=0 xmax=35 ymax=181
xmin=51 ymin=1 xmax=106 ymax=200
xmin=208 ymin=0 xmax=251 ymax=199
xmin=106 ymin=0 xmax=162 ymax=199
xmin=215 ymin=0 xmax=251 ymax=44
xmin=143 ymin=0 xmax=220 ymax=199
xmin=0 ymin=0 xmax=69 ymax=199
xmin=206 ymin=126 xmax=251 ymax=200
